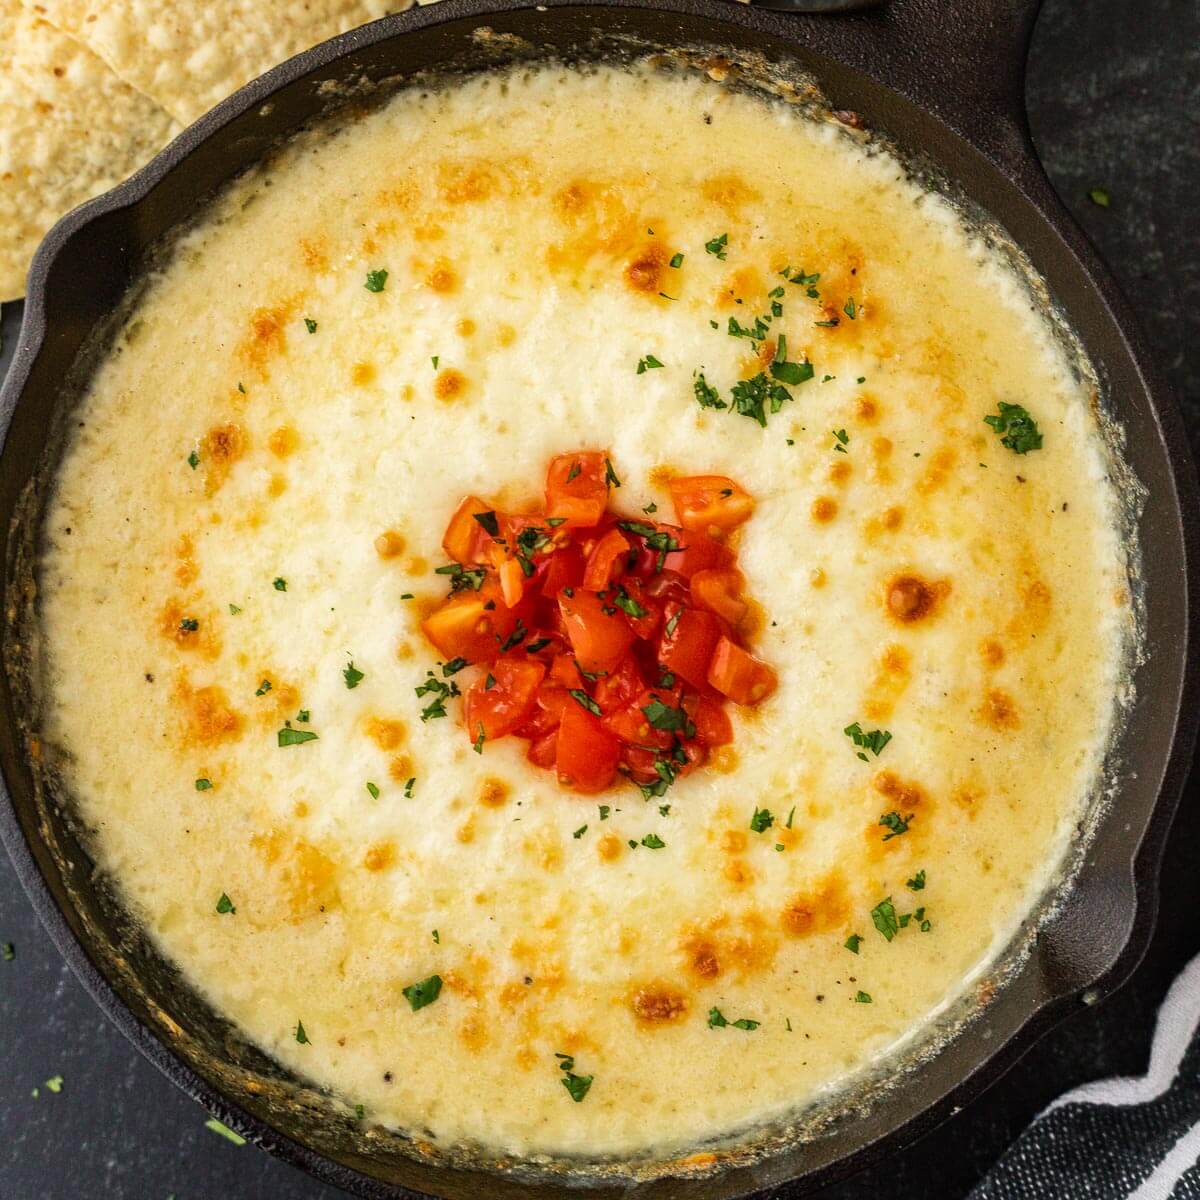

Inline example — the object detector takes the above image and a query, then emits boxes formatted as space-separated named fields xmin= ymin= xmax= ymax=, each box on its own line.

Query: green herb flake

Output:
xmin=844 ymin=934 xmax=862 ymax=954
xmin=404 ymin=777 xmax=415 ymax=798
xmin=693 ymin=371 xmax=727 ymax=411
xmin=561 ymin=1071 xmax=593 ymax=1103
xmin=832 ymin=428 xmax=849 ymax=453
xmin=195 ymin=778 xmax=213 ymax=791
xmin=854 ymin=990 xmax=872 ymax=1004
xmin=179 ymin=617 xmax=199 ymax=632
xmin=879 ymin=811 xmax=913 ymax=841
xmin=215 ymin=893 xmax=236 ymax=914
xmin=599 ymin=805 xmax=610 ymax=821
xmin=2 ymin=943 xmax=14 ymax=962
xmin=278 ymin=727 xmax=319 ymax=747
xmin=297 ymin=710 xmax=310 ymax=723
xmin=705 ymin=232 xmax=728 ymax=259
xmin=343 ymin=661 xmax=364 ymax=689
xmin=669 ymin=252 xmax=684 ymax=269
xmin=573 ymin=824 xmax=588 ymax=839
xmin=1088 ymin=187 xmax=1111 ymax=208
xmin=228 ymin=603 xmax=242 ymax=615
xmin=749 ymin=807 xmax=774 ymax=833
xmin=364 ymin=268 xmax=389 ymax=292
xmin=568 ymin=689 xmax=603 ymax=716
xmin=843 ymin=296 xmax=858 ymax=320
xmin=255 ymin=679 xmax=272 ymax=697
xmin=641 ymin=698 xmax=687 ymax=732
xmin=786 ymin=806 xmax=796 ymax=829
xmin=844 ymin=722 xmax=892 ymax=760
xmin=366 ymin=781 xmax=380 ymax=800
xmin=636 ymin=354 xmax=664 ymax=375
xmin=295 ymin=1020 xmax=310 ymax=1044
xmin=906 ymin=869 xmax=927 ymax=891
xmin=304 ymin=317 xmax=318 ymax=334
xmin=432 ymin=929 xmax=440 ymax=943
xmin=984 ymin=401 xmax=1043 ymax=454
xmin=403 ymin=974 xmax=443 ymax=1011
xmin=708 ymin=1007 xmax=758 ymax=1030
xmin=187 ymin=449 xmax=200 ymax=470
xmin=355 ymin=1103 xmax=365 ymax=1120
xmin=604 ymin=457 xmax=622 ymax=488
xmin=871 ymin=896 xmax=900 ymax=942
xmin=473 ymin=724 xmax=487 ymax=755
xmin=641 ymin=833 xmax=666 ymax=849
xmin=205 ymin=1117 xmax=245 ymax=1146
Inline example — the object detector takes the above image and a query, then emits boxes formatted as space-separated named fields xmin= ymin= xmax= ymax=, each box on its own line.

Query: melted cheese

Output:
xmin=38 ymin=63 xmax=1130 ymax=1159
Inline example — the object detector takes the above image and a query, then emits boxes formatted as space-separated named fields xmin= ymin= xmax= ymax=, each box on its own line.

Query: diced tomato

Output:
xmin=442 ymin=495 xmax=495 ymax=564
xmin=464 ymin=657 xmax=545 ymax=741
xmin=668 ymin=475 xmax=755 ymax=534
xmin=690 ymin=568 xmax=747 ymax=627
xmin=421 ymin=578 xmax=522 ymax=664
xmin=620 ymin=744 xmax=662 ymax=785
xmin=496 ymin=555 xmax=527 ymax=609
xmin=550 ymin=653 xmax=585 ymax=690
xmin=707 ymin=636 xmax=778 ymax=705
xmin=663 ymin=528 xmax=735 ymax=579
xmin=592 ymin=655 xmax=645 ymax=713
xmin=558 ymin=589 xmax=635 ymax=675
xmin=546 ymin=452 xmax=610 ymax=527
xmin=539 ymin=542 xmax=584 ymax=598
xmin=527 ymin=730 xmax=558 ymax=768
xmin=658 ymin=603 xmax=722 ymax=690
xmin=602 ymin=689 xmax=677 ymax=750
xmin=616 ymin=576 xmax=660 ymax=639
xmin=556 ymin=702 xmax=620 ymax=792
xmin=691 ymin=695 xmax=734 ymax=746
xmin=582 ymin=528 xmax=630 ymax=591
xmin=516 ymin=683 xmax=570 ymax=738
xmin=643 ymin=569 xmax=691 ymax=608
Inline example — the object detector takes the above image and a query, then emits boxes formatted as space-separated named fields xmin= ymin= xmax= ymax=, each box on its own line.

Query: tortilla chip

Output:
xmin=0 ymin=1 xmax=178 ymax=300
xmin=22 ymin=0 xmax=414 ymax=126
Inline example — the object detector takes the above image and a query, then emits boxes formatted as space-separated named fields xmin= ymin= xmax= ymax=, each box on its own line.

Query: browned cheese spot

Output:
xmin=434 ymin=368 xmax=467 ymax=402
xmin=980 ymin=638 xmax=1005 ymax=668
xmin=438 ymin=159 xmax=498 ymax=204
xmin=158 ymin=600 xmax=220 ymax=659
xmin=364 ymin=717 xmax=406 ymax=751
xmin=781 ymin=873 xmax=848 ymax=938
xmin=251 ymin=832 xmax=339 ymax=919
xmin=388 ymin=754 xmax=413 ymax=783
xmin=855 ymin=395 xmax=879 ymax=423
xmin=862 ymin=642 xmax=912 ymax=722
xmin=829 ymin=460 xmax=852 ymax=486
xmin=350 ymin=361 xmax=377 ymax=386
xmin=811 ymin=496 xmax=838 ymax=524
xmin=701 ymin=173 xmax=761 ymax=214
xmin=978 ymin=688 xmax=1020 ymax=731
xmin=267 ymin=425 xmax=299 ymax=458
xmin=175 ymin=679 xmax=243 ymax=748
xmin=200 ymin=422 xmax=247 ymax=495
xmin=238 ymin=302 xmax=296 ymax=379
xmin=723 ymin=859 xmax=754 ymax=887
xmin=267 ymin=474 xmax=287 ymax=498
xmin=298 ymin=237 xmax=328 ymax=273
xmin=456 ymin=317 xmax=476 ymax=337
xmin=624 ymin=241 xmax=670 ymax=296
xmin=630 ymin=983 xmax=690 ymax=1025
xmin=174 ymin=534 xmax=198 ymax=587
xmin=874 ymin=770 xmax=929 ymax=816
xmin=364 ymin=842 xmax=396 ymax=872
xmin=682 ymin=935 xmax=721 ymax=981
xmin=885 ymin=572 xmax=949 ymax=624
xmin=374 ymin=530 xmax=406 ymax=559
xmin=597 ymin=833 xmax=623 ymax=861
xmin=917 ymin=446 xmax=957 ymax=494
xmin=426 ymin=259 xmax=459 ymax=293
xmin=478 ymin=777 xmax=510 ymax=808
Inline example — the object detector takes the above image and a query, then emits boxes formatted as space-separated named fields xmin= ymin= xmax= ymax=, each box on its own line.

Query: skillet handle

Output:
xmin=825 ymin=0 xmax=1045 ymax=170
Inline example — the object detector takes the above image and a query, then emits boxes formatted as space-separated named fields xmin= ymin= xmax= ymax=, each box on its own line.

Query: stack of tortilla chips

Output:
xmin=1 ymin=0 xmax=412 ymax=300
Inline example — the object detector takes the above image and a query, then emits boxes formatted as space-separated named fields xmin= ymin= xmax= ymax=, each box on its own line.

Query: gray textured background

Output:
xmin=1 ymin=0 xmax=1197 ymax=1195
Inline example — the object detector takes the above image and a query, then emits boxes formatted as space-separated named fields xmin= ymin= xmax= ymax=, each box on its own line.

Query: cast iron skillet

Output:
xmin=0 ymin=0 xmax=1197 ymax=1196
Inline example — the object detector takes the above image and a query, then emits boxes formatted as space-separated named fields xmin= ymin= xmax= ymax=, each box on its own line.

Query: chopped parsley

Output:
xmin=705 ymin=232 xmax=728 ymax=259
xmin=879 ymin=810 xmax=913 ymax=841
xmin=613 ymin=587 xmax=647 ymax=619
xmin=599 ymin=805 xmax=610 ymax=821
xmin=832 ymin=428 xmax=849 ymax=453
xmin=707 ymin=1007 xmax=759 ymax=1030
xmin=844 ymin=934 xmax=862 ymax=954
xmin=364 ymin=268 xmax=388 ymax=292
xmin=669 ymin=252 xmax=684 ymax=268
xmin=786 ymin=806 xmax=796 ymax=829
xmin=435 ymin=562 xmax=486 ymax=593
xmin=366 ymin=781 xmax=380 ymax=799
xmin=404 ymin=777 xmax=415 ymax=798
xmin=637 ymin=354 xmax=665 ymax=375
xmin=749 ymin=807 xmax=774 ymax=833
xmin=568 ymin=689 xmax=603 ymax=716
xmin=640 ymin=833 xmax=666 ymax=849
xmin=432 ymin=930 xmax=439 ymax=943
xmin=984 ymin=401 xmax=1043 ymax=453
xmin=215 ymin=893 xmax=235 ymax=914
xmin=906 ymin=870 xmax=927 ymax=891
xmin=844 ymin=722 xmax=892 ymax=760
xmin=871 ymin=896 xmax=900 ymax=942
xmin=295 ymin=1021 xmax=310 ymax=1045
xmin=304 ymin=317 xmax=318 ymax=333
xmin=730 ymin=372 xmax=794 ymax=427
xmin=415 ymin=670 xmax=461 ymax=721
xmin=255 ymin=679 xmax=272 ymax=696
xmin=2 ymin=942 xmax=13 ymax=961
xmin=402 ymin=974 xmax=443 ymax=1011
xmin=228 ymin=603 xmax=242 ymax=615
xmin=473 ymin=510 xmax=500 ymax=537
xmin=843 ymin=296 xmax=858 ymax=320
xmin=473 ymin=724 xmax=487 ymax=754
xmin=641 ymin=698 xmax=689 ymax=733
xmin=179 ymin=617 xmax=199 ymax=632
xmin=604 ymin=457 xmax=622 ymax=488
xmin=566 ymin=460 xmax=582 ymax=483
xmin=273 ymin=577 xmax=287 ymax=591
xmin=693 ymin=371 xmax=727 ymax=411
xmin=194 ymin=778 xmax=213 ymax=791
xmin=854 ymin=990 xmax=872 ymax=1004
xmin=343 ymin=661 xmax=364 ymax=689
xmin=573 ymin=824 xmax=588 ymax=839
xmin=1088 ymin=187 xmax=1111 ymax=208
xmin=557 ymin=1053 xmax=593 ymax=1102
xmin=187 ymin=449 xmax=200 ymax=470
xmin=277 ymin=726 xmax=318 ymax=747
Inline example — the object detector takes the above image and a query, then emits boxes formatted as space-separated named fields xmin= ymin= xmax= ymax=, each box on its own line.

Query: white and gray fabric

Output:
xmin=971 ymin=952 xmax=1200 ymax=1199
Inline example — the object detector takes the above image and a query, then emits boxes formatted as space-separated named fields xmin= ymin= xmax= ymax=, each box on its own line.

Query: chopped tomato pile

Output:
xmin=420 ymin=452 xmax=777 ymax=795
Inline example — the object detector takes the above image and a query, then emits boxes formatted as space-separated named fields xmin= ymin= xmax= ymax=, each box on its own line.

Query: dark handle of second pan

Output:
xmin=748 ymin=0 xmax=1047 ymax=175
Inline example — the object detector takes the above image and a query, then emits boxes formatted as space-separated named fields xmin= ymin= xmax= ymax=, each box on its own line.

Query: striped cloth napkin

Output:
xmin=972 ymin=952 xmax=1200 ymax=1199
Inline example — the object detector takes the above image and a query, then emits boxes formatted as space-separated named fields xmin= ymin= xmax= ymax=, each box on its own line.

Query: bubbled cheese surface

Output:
xmin=38 ymin=63 xmax=1130 ymax=1159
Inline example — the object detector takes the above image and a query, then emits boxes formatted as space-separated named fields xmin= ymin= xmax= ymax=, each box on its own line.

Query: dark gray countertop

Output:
xmin=1 ymin=0 xmax=1197 ymax=1195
